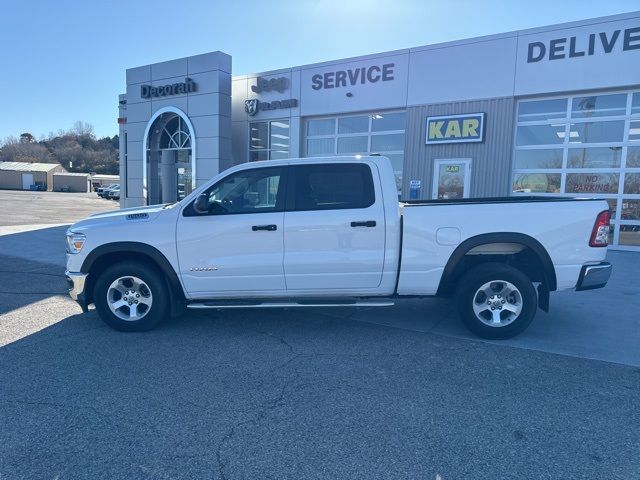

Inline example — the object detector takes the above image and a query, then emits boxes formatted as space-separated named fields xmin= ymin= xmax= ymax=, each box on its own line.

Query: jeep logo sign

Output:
xmin=426 ymin=113 xmax=485 ymax=144
xmin=251 ymin=76 xmax=288 ymax=93
xmin=140 ymin=77 xmax=196 ymax=99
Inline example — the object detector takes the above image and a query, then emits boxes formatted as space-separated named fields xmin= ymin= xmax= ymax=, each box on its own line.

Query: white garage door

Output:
xmin=21 ymin=173 xmax=34 ymax=190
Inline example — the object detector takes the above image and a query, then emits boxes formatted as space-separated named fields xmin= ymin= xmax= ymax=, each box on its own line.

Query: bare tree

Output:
xmin=72 ymin=121 xmax=95 ymax=137
xmin=1 ymin=122 xmax=118 ymax=173
xmin=0 ymin=139 xmax=53 ymax=163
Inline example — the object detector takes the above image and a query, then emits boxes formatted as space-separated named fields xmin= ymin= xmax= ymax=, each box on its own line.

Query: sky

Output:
xmin=1 ymin=0 xmax=639 ymax=140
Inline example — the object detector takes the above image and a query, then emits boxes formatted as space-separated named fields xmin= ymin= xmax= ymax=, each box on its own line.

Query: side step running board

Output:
xmin=187 ymin=301 xmax=395 ymax=309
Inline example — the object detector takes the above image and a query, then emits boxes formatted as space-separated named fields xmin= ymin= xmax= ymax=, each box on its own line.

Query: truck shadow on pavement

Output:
xmin=0 ymin=224 xmax=69 ymax=267
xmin=1 ymin=248 xmax=639 ymax=367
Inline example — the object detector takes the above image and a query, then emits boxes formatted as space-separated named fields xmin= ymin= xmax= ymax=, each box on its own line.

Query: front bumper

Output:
xmin=576 ymin=262 xmax=612 ymax=291
xmin=66 ymin=271 xmax=89 ymax=312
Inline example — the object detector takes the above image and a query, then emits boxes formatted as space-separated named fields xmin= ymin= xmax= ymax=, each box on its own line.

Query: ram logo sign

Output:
xmin=425 ymin=113 xmax=485 ymax=144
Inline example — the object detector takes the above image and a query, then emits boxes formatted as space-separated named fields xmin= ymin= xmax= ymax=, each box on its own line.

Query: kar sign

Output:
xmin=426 ymin=113 xmax=485 ymax=144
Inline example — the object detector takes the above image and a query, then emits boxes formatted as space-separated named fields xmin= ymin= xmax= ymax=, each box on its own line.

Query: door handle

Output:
xmin=350 ymin=220 xmax=376 ymax=228
xmin=252 ymin=224 xmax=277 ymax=231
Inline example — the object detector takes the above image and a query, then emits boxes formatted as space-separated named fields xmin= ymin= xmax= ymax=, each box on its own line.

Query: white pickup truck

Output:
xmin=66 ymin=156 xmax=612 ymax=339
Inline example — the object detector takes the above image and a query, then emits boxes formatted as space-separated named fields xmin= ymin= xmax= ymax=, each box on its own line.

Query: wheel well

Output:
xmin=83 ymin=247 xmax=186 ymax=315
xmin=437 ymin=234 xmax=557 ymax=296
xmin=85 ymin=252 xmax=148 ymax=304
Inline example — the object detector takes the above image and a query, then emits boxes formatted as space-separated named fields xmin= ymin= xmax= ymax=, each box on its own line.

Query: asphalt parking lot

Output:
xmin=0 ymin=191 xmax=638 ymax=479
xmin=0 ymin=190 xmax=115 ymax=226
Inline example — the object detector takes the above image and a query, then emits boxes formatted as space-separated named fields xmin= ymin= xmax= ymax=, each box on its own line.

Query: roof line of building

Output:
xmin=232 ymin=10 xmax=640 ymax=79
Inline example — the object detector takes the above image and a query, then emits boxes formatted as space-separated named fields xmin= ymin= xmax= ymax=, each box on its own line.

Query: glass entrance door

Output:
xmin=145 ymin=111 xmax=194 ymax=205
xmin=432 ymin=159 xmax=471 ymax=200
xmin=175 ymin=149 xmax=192 ymax=200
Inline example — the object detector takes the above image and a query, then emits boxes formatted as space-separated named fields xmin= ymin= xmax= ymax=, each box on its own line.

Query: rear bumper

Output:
xmin=66 ymin=271 xmax=89 ymax=312
xmin=576 ymin=262 xmax=612 ymax=291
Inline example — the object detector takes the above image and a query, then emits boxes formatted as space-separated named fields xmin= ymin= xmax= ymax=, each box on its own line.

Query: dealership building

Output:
xmin=118 ymin=11 xmax=640 ymax=249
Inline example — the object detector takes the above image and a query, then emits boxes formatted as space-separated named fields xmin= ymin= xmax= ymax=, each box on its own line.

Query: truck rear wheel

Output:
xmin=93 ymin=261 xmax=169 ymax=332
xmin=456 ymin=262 xmax=537 ymax=339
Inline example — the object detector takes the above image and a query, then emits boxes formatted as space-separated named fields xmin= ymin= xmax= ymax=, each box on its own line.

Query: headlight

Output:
xmin=66 ymin=231 xmax=86 ymax=254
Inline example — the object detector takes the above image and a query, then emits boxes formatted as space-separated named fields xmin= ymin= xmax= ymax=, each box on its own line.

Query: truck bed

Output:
xmin=396 ymin=196 xmax=609 ymax=296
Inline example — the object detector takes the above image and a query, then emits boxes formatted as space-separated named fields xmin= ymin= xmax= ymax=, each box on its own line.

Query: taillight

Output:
xmin=589 ymin=210 xmax=610 ymax=247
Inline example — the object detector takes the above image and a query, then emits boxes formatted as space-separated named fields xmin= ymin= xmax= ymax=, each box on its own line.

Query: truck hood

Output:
xmin=89 ymin=204 xmax=170 ymax=219
xmin=69 ymin=204 xmax=173 ymax=231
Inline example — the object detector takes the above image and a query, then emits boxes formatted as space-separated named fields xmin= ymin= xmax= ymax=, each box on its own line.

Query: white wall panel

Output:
xmin=126 ymin=159 xmax=143 ymax=178
xmin=191 ymin=115 xmax=231 ymax=139
xmin=123 ymin=122 xmax=146 ymax=144
xmin=196 ymin=158 xmax=220 ymax=182
xmin=188 ymin=70 xmax=230 ymax=95
xmin=124 ymin=101 xmax=151 ymax=124
xmin=152 ymin=96 xmax=188 ymax=115
xmin=126 ymin=65 xmax=150 ymax=85
xmin=126 ymin=141 xmax=143 ymax=161
xmin=231 ymin=121 xmax=249 ymax=166
xmin=189 ymin=93 xmax=229 ymax=117
xmin=407 ymin=37 xmax=518 ymax=105
xmin=151 ymin=58 xmax=188 ymax=81
xmin=231 ymin=78 xmax=249 ymax=122
xmin=196 ymin=136 xmax=219 ymax=158
xmin=188 ymin=51 xmax=231 ymax=75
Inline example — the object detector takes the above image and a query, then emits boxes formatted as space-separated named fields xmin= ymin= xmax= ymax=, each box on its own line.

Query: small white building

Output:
xmin=91 ymin=174 xmax=120 ymax=188
xmin=0 ymin=162 xmax=66 ymax=191
xmin=52 ymin=172 xmax=93 ymax=192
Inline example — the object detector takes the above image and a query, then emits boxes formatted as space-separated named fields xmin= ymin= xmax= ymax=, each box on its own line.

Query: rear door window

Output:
xmin=288 ymin=163 xmax=375 ymax=211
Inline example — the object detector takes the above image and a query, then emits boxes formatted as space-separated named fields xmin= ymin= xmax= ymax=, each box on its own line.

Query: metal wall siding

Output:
xmin=403 ymin=97 xmax=516 ymax=199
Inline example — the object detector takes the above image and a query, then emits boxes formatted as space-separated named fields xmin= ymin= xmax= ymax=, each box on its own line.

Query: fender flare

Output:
xmin=81 ymin=241 xmax=186 ymax=306
xmin=437 ymin=232 xmax=557 ymax=294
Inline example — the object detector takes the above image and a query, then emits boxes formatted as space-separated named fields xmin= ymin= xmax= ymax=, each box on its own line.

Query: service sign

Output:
xmin=425 ymin=113 xmax=485 ymax=144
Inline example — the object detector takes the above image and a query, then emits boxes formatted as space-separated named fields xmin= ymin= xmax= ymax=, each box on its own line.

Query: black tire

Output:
xmin=456 ymin=262 xmax=537 ymax=340
xmin=93 ymin=261 xmax=169 ymax=332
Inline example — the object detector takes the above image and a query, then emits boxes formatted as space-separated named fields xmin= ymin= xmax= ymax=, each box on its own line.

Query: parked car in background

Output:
xmin=108 ymin=187 xmax=120 ymax=200
xmin=100 ymin=184 xmax=120 ymax=199
xmin=97 ymin=183 xmax=118 ymax=197
xmin=65 ymin=156 xmax=612 ymax=339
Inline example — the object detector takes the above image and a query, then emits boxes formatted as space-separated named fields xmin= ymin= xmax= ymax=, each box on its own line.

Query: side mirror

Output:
xmin=193 ymin=193 xmax=209 ymax=214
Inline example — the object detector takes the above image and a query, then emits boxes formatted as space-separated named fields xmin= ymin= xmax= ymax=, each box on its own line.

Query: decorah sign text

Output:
xmin=140 ymin=78 xmax=197 ymax=99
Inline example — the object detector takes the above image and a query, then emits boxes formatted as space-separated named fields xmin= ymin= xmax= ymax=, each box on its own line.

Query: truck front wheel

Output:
xmin=456 ymin=262 xmax=537 ymax=339
xmin=93 ymin=261 xmax=169 ymax=332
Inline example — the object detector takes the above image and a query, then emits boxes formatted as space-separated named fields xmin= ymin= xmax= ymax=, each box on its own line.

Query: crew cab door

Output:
xmin=176 ymin=166 xmax=287 ymax=297
xmin=283 ymin=162 xmax=386 ymax=291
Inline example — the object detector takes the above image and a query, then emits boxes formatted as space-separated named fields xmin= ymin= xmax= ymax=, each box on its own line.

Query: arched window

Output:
xmin=143 ymin=107 xmax=196 ymax=205
xmin=158 ymin=115 xmax=192 ymax=149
